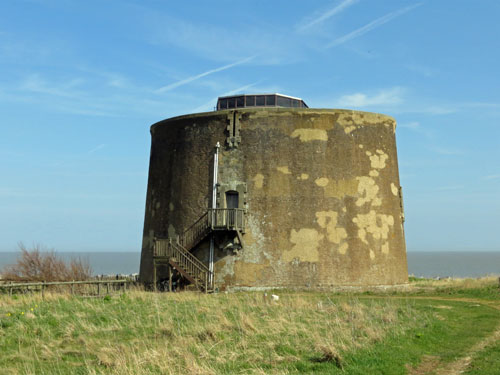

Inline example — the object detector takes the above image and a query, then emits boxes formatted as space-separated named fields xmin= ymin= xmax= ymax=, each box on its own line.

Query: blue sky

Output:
xmin=0 ymin=0 xmax=499 ymax=252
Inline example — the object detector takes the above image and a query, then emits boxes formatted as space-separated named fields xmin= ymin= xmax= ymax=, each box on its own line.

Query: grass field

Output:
xmin=0 ymin=277 xmax=499 ymax=374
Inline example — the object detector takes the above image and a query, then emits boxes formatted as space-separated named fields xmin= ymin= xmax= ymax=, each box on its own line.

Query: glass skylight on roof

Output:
xmin=216 ymin=94 xmax=308 ymax=110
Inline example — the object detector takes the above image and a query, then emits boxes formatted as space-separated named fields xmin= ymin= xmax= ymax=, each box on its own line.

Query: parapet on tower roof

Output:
xmin=217 ymin=93 xmax=308 ymax=111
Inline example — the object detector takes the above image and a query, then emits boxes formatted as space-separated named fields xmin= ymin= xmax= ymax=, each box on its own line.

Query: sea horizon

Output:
xmin=0 ymin=250 xmax=499 ymax=278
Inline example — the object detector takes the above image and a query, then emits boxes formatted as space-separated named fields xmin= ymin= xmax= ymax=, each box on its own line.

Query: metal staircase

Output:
xmin=153 ymin=208 xmax=245 ymax=292
xmin=153 ymin=239 xmax=212 ymax=292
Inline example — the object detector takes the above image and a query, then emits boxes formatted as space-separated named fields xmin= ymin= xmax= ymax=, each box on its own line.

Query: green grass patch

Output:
xmin=407 ymin=275 xmax=500 ymax=300
xmin=0 ymin=285 xmax=499 ymax=374
xmin=464 ymin=333 xmax=500 ymax=375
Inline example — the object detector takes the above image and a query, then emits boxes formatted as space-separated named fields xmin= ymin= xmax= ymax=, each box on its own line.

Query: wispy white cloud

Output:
xmin=463 ymin=102 xmax=500 ymax=109
xmin=400 ymin=123 xmax=465 ymax=158
xmin=1 ymin=72 xmax=175 ymax=118
xmin=399 ymin=121 xmax=420 ymax=130
xmin=422 ymin=106 xmax=456 ymax=115
xmin=296 ymin=0 xmax=359 ymax=32
xmin=333 ymin=87 xmax=405 ymax=107
xmin=74 ymin=65 xmax=148 ymax=92
xmin=20 ymin=74 xmax=85 ymax=98
xmin=87 ymin=144 xmax=106 ymax=154
xmin=326 ymin=3 xmax=423 ymax=48
xmin=399 ymin=101 xmax=499 ymax=115
xmin=484 ymin=174 xmax=500 ymax=180
xmin=106 ymin=75 xmax=129 ymax=89
xmin=434 ymin=185 xmax=465 ymax=192
xmin=332 ymin=94 xmax=465 ymax=157
xmin=137 ymin=4 xmax=304 ymax=65
xmin=155 ymin=56 xmax=255 ymax=94
xmin=399 ymin=121 xmax=435 ymax=139
xmin=431 ymin=147 xmax=463 ymax=156
xmin=435 ymin=185 xmax=465 ymax=191
xmin=0 ymin=187 xmax=139 ymax=200
xmin=406 ymin=64 xmax=436 ymax=77
xmin=315 ymin=89 xmax=499 ymax=118
xmin=399 ymin=121 xmax=464 ymax=157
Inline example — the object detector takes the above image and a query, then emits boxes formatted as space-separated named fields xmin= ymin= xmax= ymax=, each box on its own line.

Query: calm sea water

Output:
xmin=406 ymin=251 xmax=500 ymax=278
xmin=0 ymin=251 xmax=498 ymax=278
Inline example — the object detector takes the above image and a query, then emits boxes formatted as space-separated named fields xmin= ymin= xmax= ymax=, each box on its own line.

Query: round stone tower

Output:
xmin=140 ymin=94 xmax=408 ymax=289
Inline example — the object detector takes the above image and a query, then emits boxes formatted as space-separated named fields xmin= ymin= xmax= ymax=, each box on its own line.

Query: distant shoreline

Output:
xmin=0 ymin=251 xmax=498 ymax=278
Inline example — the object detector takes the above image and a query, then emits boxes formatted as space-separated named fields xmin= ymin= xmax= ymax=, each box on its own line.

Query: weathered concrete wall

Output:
xmin=139 ymin=108 xmax=408 ymax=288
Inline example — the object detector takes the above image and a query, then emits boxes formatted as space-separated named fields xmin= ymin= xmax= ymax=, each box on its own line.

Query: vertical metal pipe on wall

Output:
xmin=209 ymin=142 xmax=220 ymax=287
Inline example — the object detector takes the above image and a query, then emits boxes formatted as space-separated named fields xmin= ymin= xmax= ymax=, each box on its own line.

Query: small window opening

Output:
xmin=266 ymin=95 xmax=276 ymax=106
xmin=245 ymin=95 xmax=255 ymax=106
xmin=236 ymin=96 xmax=244 ymax=107
xmin=219 ymin=98 xmax=227 ymax=109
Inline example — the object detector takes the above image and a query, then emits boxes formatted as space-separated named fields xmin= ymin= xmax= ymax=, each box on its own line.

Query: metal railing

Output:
xmin=208 ymin=208 xmax=246 ymax=231
xmin=154 ymin=239 xmax=211 ymax=291
xmin=180 ymin=211 xmax=210 ymax=251
xmin=179 ymin=208 xmax=245 ymax=251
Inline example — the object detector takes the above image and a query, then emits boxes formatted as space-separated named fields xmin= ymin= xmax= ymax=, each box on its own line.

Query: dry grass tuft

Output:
xmin=0 ymin=290 xmax=429 ymax=374
xmin=409 ymin=275 xmax=499 ymax=289
xmin=316 ymin=345 xmax=343 ymax=368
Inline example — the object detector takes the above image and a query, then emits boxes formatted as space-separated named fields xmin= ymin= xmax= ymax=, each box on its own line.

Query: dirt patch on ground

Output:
xmin=407 ymin=355 xmax=441 ymax=375
xmin=406 ymin=322 xmax=500 ymax=375
xmin=402 ymin=297 xmax=500 ymax=375
xmin=436 ymin=324 xmax=500 ymax=375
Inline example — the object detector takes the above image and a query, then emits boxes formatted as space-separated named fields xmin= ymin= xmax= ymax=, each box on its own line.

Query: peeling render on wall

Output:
xmin=291 ymin=128 xmax=328 ymax=142
xmin=139 ymin=108 xmax=408 ymax=288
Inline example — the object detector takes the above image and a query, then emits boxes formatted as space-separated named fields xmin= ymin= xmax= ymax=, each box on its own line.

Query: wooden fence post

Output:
xmin=168 ymin=266 xmax=172 ymax=292
xmin=1 ymin=280 xmax=129 ymax=298
xmin=153 ymin=260 xmax=157 ymax=292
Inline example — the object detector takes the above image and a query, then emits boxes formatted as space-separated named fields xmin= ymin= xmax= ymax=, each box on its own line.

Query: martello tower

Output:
xmin=139 ymin=94 xmax=408 ymax=291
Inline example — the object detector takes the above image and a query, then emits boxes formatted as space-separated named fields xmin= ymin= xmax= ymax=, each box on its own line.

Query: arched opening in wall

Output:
xmin=225 ymin=191 xmax=239 ymax=209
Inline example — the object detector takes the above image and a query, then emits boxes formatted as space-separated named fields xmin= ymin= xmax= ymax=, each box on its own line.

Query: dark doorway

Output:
xmin=226 ymin=191 xmax=239 ymax=209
